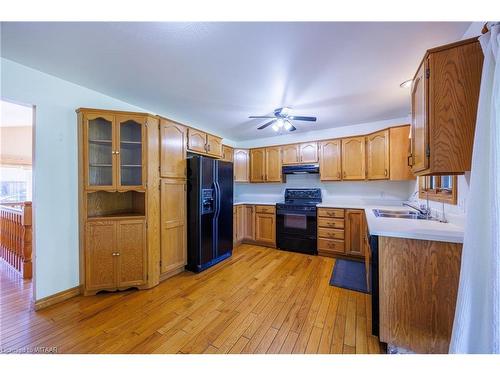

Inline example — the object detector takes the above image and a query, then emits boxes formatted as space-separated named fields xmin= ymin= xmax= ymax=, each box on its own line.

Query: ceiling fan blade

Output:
xmin=289 ymin=124 xmax=297 ymax=131
xmin=249 ymin=115 xmax=275 ymax=119
xmin=257 ymin=119 xmax=276 ymax=130
xmin=289 ymin=116 xmax=317 ymax=122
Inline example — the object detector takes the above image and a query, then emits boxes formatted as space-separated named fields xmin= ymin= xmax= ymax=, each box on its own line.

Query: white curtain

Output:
xmin=450 ymin=23 xmax=500 ymax=354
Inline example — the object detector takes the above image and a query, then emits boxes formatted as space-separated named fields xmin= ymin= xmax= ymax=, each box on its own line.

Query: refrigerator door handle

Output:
xmin=214 ymin=181 xmax=221 ymax=219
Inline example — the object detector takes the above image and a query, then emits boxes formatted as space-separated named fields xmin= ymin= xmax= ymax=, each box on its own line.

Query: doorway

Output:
xmin=0 ymin=99 xmax=35 ymax=310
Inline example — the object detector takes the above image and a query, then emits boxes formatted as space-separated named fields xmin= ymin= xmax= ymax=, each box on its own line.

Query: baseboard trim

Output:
xmin=159 ymin=267 xmax=184 ymax=282
xmin=34 ymin=285 xmax=81 ymax=311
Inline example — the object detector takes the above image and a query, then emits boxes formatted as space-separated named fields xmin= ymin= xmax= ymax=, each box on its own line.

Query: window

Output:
xmin=0 ymin=165 xmax=32 ymax=203
xmin=418 ymin=175 xmax=457 ymax=205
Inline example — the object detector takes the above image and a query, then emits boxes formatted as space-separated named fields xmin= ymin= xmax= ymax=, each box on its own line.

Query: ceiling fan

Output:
xmin=249 ymin=107 xmax=317 ymax=132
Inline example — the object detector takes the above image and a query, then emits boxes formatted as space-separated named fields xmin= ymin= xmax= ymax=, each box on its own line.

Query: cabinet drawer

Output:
xmin=318 ymin=208 xmax=345 ymax=218
xmin=318 ymin=238 xmax=345 ymax=253
xmin=318 ymin=227 xmax=344 ymax=240
xmin=255 ymin=205 xmax=275 ymax=214
xmin=318 ymin=217 xmax=345 ymax=229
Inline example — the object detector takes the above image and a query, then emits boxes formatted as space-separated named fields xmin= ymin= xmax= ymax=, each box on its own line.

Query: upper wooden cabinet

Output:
xmin=299 ymin=142 xmax=318 ymax=163
xmin=410 ymin=37 xmax=483 ymax=175
xmin=222 ymin=145 xmax=234 ymax=162
xmin=82 ymin=112 xmax=146 ymax=191
xmin=366 ymin=130 xmax=390 ymax=180
xmin=187 ymin=128 xmax=207 ymax=154
xmin=282 ymin=144 xmax=300 ymax=165
xmin=250 ymin=148 xmax=266 ymax=182
xmin=342 ymin=137 xmax=366 ymax=180
xmin=282 ymin=142 xmax=318 ymax=164
xmin=265 ymin=147 xmax=282 ymax=182
xmin=234 ymin=149 xmax=250 ymax=182
xmin=250 ymin=147 xmax=281 ymax=182
xmin=160 ymin=118 xmax=186 ymax=179
xmin=206 ymin=134 xmax=223 ymax=158
xmin=389 ymin=125 xmax=414 ymax=181
xmin=319 ymin=139 xmax=342 ymax=181
xmin=186 ymin=128 xmax=223 ymax=158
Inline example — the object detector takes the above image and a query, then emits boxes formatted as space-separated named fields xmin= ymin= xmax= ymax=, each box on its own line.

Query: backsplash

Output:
xmin=234 ymin=174 xmax=415 ymax=203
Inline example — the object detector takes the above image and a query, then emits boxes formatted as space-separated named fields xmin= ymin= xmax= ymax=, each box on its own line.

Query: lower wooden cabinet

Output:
xmin=255 ymin=212 xmax=276 ymax=247
xmin=85 ymin=218 xmax=146 ymax=293
xmin=160 ymin=178 xmax=187 ymax=276
xmin=317 ymin=208 xmax=345 ymax=257
xmin=233 ymin=204 xmax=274 ymax=247
xmin=345 ymin=209 xmax=366 ymax=258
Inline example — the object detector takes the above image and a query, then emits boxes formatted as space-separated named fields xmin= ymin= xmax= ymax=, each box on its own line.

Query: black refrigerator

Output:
xmin=186 ymin=155 xmax=233 ymax=272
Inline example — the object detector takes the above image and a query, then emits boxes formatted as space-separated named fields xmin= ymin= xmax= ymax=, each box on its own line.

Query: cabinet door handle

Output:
xmin=407 ymin=154 xmax=413 ymax=166
xmin=384 ymin=169 xmax=388 ymax=176
xmin=337 ymin=171 xmax=341 ymax=179
xmin=343 ymin=171 xmax=346 ymax=178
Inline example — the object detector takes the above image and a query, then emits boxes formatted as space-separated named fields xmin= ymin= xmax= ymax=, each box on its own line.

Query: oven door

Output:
xmin=276 ymin=208 xmax=317 ymax=237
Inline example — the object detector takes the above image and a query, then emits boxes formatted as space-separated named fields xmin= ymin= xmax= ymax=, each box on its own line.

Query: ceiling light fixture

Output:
xmin=272 ymin=123 xmax=280 ymax=132
xmin=280 ymin=107 xmax=290 ymax=116
xmin=284 ymin=120 xmax=292 ymax=130
xmin=400 ymin=79 xmax=412 ymax=89
xmin=277 ymin=118 xmax=284 ymax=128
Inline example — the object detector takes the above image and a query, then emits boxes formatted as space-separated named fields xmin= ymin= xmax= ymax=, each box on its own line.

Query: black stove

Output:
xmin=276 ymin=188 xmax=322 ymax=255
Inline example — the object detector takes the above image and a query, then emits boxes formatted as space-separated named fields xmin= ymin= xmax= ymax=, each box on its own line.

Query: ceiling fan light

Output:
xmin=284 ymin=120 xmax=292 ymax=130
xmin=277 ymin=119 xmax=284 ymax=128
xmin=272 ymin=124 xmax=279 ymax=132
xmin=281 ymin=107 xmax=290 ymax=116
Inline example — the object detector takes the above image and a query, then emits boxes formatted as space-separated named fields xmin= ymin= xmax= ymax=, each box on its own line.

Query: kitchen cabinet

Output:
xmin=187 ymin=128 xmax=207 ymax=154
xmin=410 ymin=37 xmax=483 ymax=175
xmin=250 ymin=147 xmax=281 ymax=183
xmin=255 ymin=208 xmax=276 ymax=247
xmin=342 ymin=137 xmax=366 ymax=180
xmin=83 ymin=112 xmax=146 ymax=191
xmin=234 ymin=149 xmax=250 ymax=182
xmin=206 ymin=134 xmax=223 ymax=158
xmin=160 ymin=118 xmax=187 ymax=179
xmin=379 ymin=236 xmax=462 ymax=353
xmin=282 ymin=144 xmax=300 ymax=165
xmin=85 ymin=218 xmax=146 ymax=292
xmin=299 ymin=142 xmax=318 ymax=163
xmin=345 ymin=209 xmax=366 ymax=258
xmin=282 ymin=142 xmax=318 ymax=164
xmin=265 ymin=147 xmax=282 ymax=182
xmin=243 ymin=205 xmax=255 ymax=240
xmin=116 ymin=219 xmax=148 ymax=288
xmin=160 ymin=178 xmax=187 ymax=276
xmin=250 ymin=148 xmax=266 ymax=182
xmin=319 ymin=139 xmax=342 ymax=181
xmin=317 ymin=208 xmax=345 ymax=257
xmin=222 ymin=145 xmax=234 ymax=162
xmin=366 ymin=129 xmax=389 ymax=180
xmin=78 ymin=108 xmax=160 ymax=295
xmin=389 ymin=125 xmax=414 ymax=181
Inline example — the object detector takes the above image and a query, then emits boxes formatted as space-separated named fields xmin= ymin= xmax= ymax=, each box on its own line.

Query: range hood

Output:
xmin=282 ymin=164 xmax=319 ymax=175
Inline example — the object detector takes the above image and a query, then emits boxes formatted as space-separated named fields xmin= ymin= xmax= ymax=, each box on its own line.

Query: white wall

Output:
xmin=1 ymin=58 xmax=158 ymax=300
xmin=236 ymin=173 xmax=414 ymax=203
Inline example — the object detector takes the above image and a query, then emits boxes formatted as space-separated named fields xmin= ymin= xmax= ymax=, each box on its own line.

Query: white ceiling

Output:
xmin=0 ymin=22 xmax=470 ymax=141
xmin=0 ymin=100 xmax=33 ymax=127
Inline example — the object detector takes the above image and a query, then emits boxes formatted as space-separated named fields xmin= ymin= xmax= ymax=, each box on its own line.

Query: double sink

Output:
xmin=372 ymin=209 xmax=437 ymax=221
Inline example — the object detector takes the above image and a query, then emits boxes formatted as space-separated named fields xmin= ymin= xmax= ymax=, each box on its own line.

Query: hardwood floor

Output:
xmin=0 ymin=244 xmax=384 ymax=354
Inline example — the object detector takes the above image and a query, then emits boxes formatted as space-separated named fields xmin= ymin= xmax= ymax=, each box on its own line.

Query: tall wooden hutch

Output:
xmin=77 ymin=108 xmax=160 ymax=295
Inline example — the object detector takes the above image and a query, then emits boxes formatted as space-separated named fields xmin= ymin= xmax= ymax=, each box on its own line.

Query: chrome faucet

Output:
xmin=403 ymin=190 xmax=431 ymax=218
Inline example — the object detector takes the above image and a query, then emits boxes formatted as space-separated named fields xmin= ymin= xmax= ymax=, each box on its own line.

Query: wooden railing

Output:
xmin=0 ymin=202 xmax=32 ymax=279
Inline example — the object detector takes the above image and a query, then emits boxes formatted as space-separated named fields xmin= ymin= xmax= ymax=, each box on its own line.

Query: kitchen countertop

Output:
xmin=233 ymin=199 xmax=464 ymax=244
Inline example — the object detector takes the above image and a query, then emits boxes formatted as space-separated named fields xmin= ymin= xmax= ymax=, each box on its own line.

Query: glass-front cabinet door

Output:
xmin=116 ymin=115 xmax=145 ymax=190
xmin=85 ymin=113 xmax=116 ymax=190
